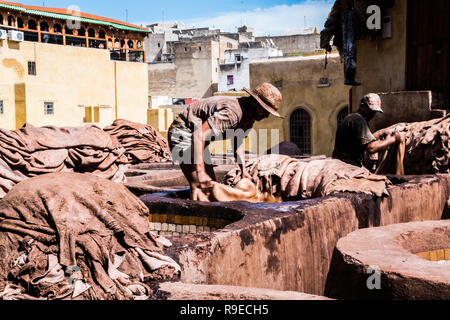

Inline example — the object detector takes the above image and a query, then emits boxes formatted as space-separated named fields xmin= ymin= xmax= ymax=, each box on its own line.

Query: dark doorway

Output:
xmin=407 ymin=0 xmax=450 ymax=94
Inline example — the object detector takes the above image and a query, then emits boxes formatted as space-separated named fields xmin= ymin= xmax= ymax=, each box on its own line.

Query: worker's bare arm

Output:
xmin=373 ymin=128 xmax=395 ymax=140
xmin=234 ymin=136 xmax=252 ymax=181
xmin=366 ymin=132 xmax=404 ymax=154
xmin=193 ymin=121 xmax=213 ymax=189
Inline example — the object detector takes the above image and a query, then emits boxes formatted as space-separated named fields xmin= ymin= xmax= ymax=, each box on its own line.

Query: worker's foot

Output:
xmin=344 ymin=80 xmax=362 ymax=86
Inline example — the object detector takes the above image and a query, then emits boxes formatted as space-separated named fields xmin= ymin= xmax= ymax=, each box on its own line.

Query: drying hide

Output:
xmin=366 ymin=115 xmax=450 ymax=175
xmin=104 ymin=119 xmax=172 ymax=164
xmin=0 ymin=172 xmax=180 ymax=300
xmin=0 ymin=123 xmax=128 ymax=198
xmin=223 ymin=155 xmax=391 ymax=201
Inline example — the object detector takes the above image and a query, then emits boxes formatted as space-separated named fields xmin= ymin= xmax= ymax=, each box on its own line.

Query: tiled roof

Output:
xmin=0 ymin=0 xmax=150 ymax=33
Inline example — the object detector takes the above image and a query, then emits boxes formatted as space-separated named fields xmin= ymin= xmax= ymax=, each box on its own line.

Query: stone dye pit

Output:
xmin=137 ymin=173 xmax=450 ymax=298
xmin=325 ymin=220 xmax=450 ymax=300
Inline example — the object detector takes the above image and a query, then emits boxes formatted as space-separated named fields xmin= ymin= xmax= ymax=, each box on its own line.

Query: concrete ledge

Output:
xmin=325 ymin=220 xmax=450 ymax=300
xmin=141 ymin=174 xmax=450 ymax=296
xmin=156 ymin=282 xmax=331 ymax=300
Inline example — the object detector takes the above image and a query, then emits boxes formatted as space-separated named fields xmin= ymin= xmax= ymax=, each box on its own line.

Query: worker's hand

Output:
xmin=394 ymin=131 xmax=405 ymax=144
xmin=196 ymin=169 xmax=213 ymax=191
xmin=241 ymin=170 xmax=253 ymax=181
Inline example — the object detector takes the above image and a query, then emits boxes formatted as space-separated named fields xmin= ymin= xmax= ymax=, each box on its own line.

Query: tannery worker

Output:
xmin=333 ymin=93 xmax=404 ymax=167
xmin=168 ymin=83 xmax=283 ymax=198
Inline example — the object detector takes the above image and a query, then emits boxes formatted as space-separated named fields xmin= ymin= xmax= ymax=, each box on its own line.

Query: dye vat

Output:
xmin=416 ymin=249 xmax=450 ymax=265
xmin=125 ymin=162 xmax=235 ymax=196
xmin=142 ymin=174 xmax=450 ymax=297
xmin=325 ymin=220 xmax=450 ymax=300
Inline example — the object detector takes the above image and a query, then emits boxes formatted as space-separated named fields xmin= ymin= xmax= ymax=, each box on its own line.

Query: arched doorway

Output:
xmin=337 ymin=106 xmax=349 ymax=128
xmin=290 ymin=108 xmax=312 ymax=155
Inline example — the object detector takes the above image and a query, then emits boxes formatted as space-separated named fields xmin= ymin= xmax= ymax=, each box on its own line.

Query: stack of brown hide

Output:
xmin=0 ymin=124 xmax=128 ymax=198
xmin=224 ymin=155 xmax=391 ymax=201
xmin=0 ymin=173 xmax=180 ymax=300
xmin=104 ymin=119 xmax=172 ymax=164
xmin=368 ymin=115 xmax=450 ymax=175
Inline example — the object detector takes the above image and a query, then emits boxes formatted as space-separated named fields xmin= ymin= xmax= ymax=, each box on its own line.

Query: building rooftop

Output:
xmin=0 ymin=0 xmax=149 ymax=32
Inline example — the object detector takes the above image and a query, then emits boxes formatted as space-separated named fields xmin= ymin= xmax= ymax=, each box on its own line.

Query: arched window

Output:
xmin=65 ymin=25 xmax=74 ymax=35
xmin=290 ymin=108 xmax=312 ymax=155
xmin=0 ymin=14 xmax=4 ymax=25
xmin=53 ymin=24 xmax=62 ymax=33
xmin=8 ymin=15 xmax=15 ymax=27
xmin=40 ymin=21 xmax=49 ymax=32
xmin=114 ymin=39 xmax=120 ymax=48
xmin=120 ymin=39 xmax=125 ymax=48
xmin=98 ymin=30 xmax=105 ymax=39
xmin=78 ymin=27 xmax=86 ymax=36
xmin=28 ymin=19 xmax=37 ymax=30
xmin=337 ymin=106 xmax=349 ymax=128
xmin=127 ymin=40 xmax=134 ymax=49
xmin=107 ymin=39 xmax=113 ymax=48
xmin=17 ymin=17 xmax=24 ymax=28
xmin=88 ymin=28 xmax=95 ymax=38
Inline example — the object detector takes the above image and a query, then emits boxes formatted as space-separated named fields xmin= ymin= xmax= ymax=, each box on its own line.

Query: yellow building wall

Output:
xmin=0 ymin=40 xmax=148 ymax=129
xmin=250 ymin=54 xmax=348 ymax=157
xmin=351 ymin=0 xmax=408 ymax=106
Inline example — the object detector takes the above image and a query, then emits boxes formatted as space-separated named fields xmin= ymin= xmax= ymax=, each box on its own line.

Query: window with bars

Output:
xmin=0 ymin=101 xmax=3 ymax=115
xmin=28 ymin=61 xmax=36 ymax=76
xmin=290 ymin=108 xmax=312 ymax=155
xmin=337 ymin=106 xmax=349 ymax=128
xmin=44 ymin=102 xmax=54 ymax=115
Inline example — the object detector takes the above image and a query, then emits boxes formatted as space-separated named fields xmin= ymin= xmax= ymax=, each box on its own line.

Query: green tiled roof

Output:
xmin=0 ymin=3 xmax=150 ymax=33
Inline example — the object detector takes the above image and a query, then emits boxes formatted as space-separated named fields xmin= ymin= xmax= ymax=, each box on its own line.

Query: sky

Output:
xmin=14 ymin=0 xmax=334 ymax=36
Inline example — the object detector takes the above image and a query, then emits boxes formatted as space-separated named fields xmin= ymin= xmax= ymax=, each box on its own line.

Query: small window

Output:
xmin=78 ymin=27 xmax=86 ymax=36
xmin=199 ymin=46 xmax=202 ymax=51
xmin=53 ymin=24 xmax=62 ymax=33
xmin=227 ymin=75 xmax=234 ymax=85
xmin=88 ymin=28 xmax=95 ymax=38
xmin=44 ymin=102 xmax=54 ymax=115
xmin=28 ymin=61 xmax=36 ymax=76
xmin=40 ymin=21 xmax=49 ymax=32
xmin=184 ymin=47 xmax=187 ymax=52
xmin=28 ymin=19 xmax=37 ymax=30
xmin=8 ymin=15 xmax=15 ymax=27
xmin=0 ymin=101 xmax=3 ymax=115
xmin=157 ymin=43 xmax=161 ymax=48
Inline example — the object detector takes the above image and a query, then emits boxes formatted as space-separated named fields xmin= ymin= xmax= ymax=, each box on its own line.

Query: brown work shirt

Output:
xmin=332 ymin=113 xmax=376 ymax=167
xmin=169 ymin=96 xmax=255 ymax=139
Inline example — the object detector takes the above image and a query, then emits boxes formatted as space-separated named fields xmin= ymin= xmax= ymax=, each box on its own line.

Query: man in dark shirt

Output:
xmin=333 ymin=93 xmax=404 ymax=167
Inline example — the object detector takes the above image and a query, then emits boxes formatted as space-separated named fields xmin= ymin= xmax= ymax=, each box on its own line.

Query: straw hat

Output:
xmin=243 ymin=83 xmax=283 ymax=118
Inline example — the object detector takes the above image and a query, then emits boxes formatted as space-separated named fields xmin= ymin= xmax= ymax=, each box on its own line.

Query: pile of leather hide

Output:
xmin=0 ymin=123 xmax=127 ymax=198
xmin=367 ymin=115 xmax=450 ymax=175
xmin=221 ymin=155 xmax=391 ymax=202
xmin=0 ymin=120 xmax=172 ymax=198
xmin=0 ymin=173 xmax=180 ymax=300
xmin=104 ymin=119 xmax=172 ymax=164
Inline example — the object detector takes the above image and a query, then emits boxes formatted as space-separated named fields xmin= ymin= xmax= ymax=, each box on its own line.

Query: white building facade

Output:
xmin=218 ymin=46 xmax=283 ymax=92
